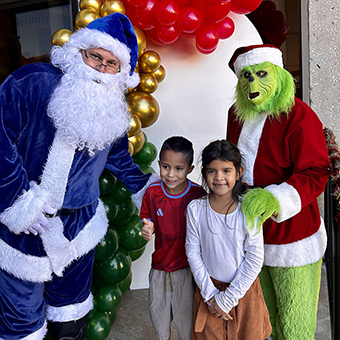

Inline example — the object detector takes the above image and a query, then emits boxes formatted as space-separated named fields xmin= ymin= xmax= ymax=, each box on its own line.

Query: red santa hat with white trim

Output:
xmin=229 ymin=44 xmax=284 ymax=77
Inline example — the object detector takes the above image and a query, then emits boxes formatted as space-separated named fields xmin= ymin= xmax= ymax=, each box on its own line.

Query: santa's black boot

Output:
xmin=48 ymin=314 xmax=89 ymax=340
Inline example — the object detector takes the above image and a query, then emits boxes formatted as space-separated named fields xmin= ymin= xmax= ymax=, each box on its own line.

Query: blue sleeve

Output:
xmin=105 ymin=134 xmax=151 ymax=194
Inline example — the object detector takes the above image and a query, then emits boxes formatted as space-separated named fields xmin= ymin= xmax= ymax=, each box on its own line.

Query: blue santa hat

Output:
xmin=67 ymin=13 xmax=139 ymax=86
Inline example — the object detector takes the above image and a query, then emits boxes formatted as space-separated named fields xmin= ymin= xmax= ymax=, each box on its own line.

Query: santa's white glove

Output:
xmin=24 ymin=203 xmax=57 ymax=235
xmin=0 ymin=181 xmax=55 ymax=235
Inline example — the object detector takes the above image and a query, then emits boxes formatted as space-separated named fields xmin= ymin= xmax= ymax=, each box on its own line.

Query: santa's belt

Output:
xmin=45 ymin=208 xmax=75 ymax=218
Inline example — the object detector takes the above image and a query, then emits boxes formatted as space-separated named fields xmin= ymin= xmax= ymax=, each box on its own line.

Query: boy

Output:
xmin=141 ymin=136 xmax=206 ymax=340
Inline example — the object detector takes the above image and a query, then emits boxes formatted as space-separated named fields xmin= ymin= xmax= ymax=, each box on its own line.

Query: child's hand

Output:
xmin=141 ymin=218 xmax=154 ymax=241
xmin=207 ymin=297 xmax=233 ymax=321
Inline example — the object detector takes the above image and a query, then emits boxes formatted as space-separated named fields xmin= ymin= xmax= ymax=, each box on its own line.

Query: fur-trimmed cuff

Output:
xmin=0 ymin=181 xmax=52 ymax=234
xmin=265 ymin=182 xmax=301 ymax=223
xmin=46 ymin=294 xmax=93 ymax=322
xmin=20 ymin=320 xmax=48 ymax=340
xmin=131 ymin=173 xmax=160 ymax=212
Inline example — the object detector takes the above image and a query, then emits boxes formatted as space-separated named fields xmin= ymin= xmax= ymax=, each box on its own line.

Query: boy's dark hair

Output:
xmin=201 ymin=139 xmax=243 ymax=201
xmin=159 ymin=136 xmax=194 ymax=165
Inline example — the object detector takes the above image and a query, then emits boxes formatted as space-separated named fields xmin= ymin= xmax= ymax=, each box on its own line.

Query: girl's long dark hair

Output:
xmin=201 ymin=140 xmax=244 ymax=204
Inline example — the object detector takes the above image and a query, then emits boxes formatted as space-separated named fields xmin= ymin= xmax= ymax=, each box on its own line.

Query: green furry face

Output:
xmin=239 ymin=62 xmax=276 ymax=106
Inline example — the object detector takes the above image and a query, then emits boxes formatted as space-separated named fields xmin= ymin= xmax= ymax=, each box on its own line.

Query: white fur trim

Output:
xmin=46 ymin=294 xmax=93 ymax=322
xmin=69 ymin=28 xmax=132 ymax=75
xmin=264 ymin=219 xmax=327 ymax=267
xmin=0 ymin=182 xmax=52 ymax=234
xmin=237 ymin=114 xmax=267 ymax=185
xmin=0 ymin=200 xmax=108 ymax=282
xmin=15 ymin=320 xmax=48 ymax=340
xmin=0 ymin=238 xmax=52 ymax=282
xmin=234 ymin=46 xmax=283 ymax=77
xmin=131 ymin=173 xmax=160 ymax=212
xmin=40 ymin=130 xmax=76 ymax=208
xmin=127 ymin=71 xmax=140 ymax=88
xmin=266 ymin=182 xmax=301 ymax=222
xmin=40 ymin=199 xmax=108 ymax=277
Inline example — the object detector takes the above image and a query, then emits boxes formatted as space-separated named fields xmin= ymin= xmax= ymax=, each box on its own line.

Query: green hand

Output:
xmin=241 ymin=188 xmax=280 ymax=232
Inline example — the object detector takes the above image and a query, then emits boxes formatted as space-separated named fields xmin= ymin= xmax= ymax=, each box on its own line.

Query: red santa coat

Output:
xmin=227 ymin=98 xmax=330 ymax=267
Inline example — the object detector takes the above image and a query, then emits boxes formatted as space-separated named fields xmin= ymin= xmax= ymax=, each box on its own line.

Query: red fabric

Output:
xmin=140 ymin=180 xmax=206 ymax=272
xmin=227 ymin=98 xmax=330 ymax=245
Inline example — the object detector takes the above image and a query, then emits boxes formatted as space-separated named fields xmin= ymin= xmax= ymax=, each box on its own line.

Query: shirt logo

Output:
xmin=156 ymin=208 xmax=164 ymax=216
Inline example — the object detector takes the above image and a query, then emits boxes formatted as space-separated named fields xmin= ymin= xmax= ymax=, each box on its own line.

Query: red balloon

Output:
xmin=195 ymin=25 xmax=219 ymax=54
xmin=178 ymin=7 xmax=202 ymax=33
xmin=146 ymin=28 xmax=168 ymax=46
xmin=125 ymin=0 xmax=148 ymax=6
xmin=215 ymin=16 xmax=235 ymax=39
xmin=127 ymin=0 xmax=159 ymax=30
xmin=156 ymin=23 xmax=181 ymax=44
xmin=173 ymin=0 xmax=190 ymax=6
xmin=155 ymin=0 xmax=180 ymax=26
xmin=190 ymin=0 xmax=232 ymax=24
xmin=230 ymin=0 xmax=262 ymax=15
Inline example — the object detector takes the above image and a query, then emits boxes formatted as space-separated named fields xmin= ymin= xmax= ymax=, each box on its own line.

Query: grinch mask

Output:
xmin=239 ymin=61 xmax=275 ymax=106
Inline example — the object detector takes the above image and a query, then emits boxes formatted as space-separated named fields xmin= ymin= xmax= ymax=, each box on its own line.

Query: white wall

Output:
xmin=131 ymin=13 xmax=262 ymax=289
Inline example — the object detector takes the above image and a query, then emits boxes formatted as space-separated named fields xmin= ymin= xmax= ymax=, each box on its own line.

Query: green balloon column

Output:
xmin=85 ymin=141 xmax=157 ymax=340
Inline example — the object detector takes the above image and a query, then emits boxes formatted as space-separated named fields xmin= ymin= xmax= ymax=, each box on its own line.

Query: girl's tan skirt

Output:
xmin=192 ymin=277 xmax=272 ymax=340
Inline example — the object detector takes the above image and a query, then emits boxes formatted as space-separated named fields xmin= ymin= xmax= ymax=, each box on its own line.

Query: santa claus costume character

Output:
xmin=227 ymin=44 xmax=330 ymax=340
xmin=0 ymin=13 xmax=155 ymax=340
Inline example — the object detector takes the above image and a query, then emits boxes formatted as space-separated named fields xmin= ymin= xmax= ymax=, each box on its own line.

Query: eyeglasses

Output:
xmin=83 ymin=50 xmax=120 ymax=73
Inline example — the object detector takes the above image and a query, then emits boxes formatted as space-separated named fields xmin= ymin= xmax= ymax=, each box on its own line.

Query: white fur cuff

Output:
xmin=265 ymin=182 xmax=301 ymax=223
xmin=131 ymin=173 xmax=160 ymax=212
xmin=0 ymin=181 xmax=52 ymax=234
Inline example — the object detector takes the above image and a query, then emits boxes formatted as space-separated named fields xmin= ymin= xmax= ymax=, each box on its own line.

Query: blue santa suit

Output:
xmin=0 ymin=63 xmax=151 ymax=339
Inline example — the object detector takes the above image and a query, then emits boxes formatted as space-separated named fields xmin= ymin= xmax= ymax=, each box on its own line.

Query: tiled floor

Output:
xmin=107 ymin=263 xmax=332 ymax=340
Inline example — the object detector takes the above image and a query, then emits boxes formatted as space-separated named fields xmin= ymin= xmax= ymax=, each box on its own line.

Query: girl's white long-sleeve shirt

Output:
xmin=185 ymin=197 xmax=264 ymax=314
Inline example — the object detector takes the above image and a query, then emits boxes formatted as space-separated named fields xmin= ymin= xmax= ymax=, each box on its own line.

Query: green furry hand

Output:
xmin=241 ymin=188 xmax=280 ymax=232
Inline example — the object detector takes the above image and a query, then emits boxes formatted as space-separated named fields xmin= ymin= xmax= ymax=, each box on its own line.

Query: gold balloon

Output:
xmin=51 ymin=29 xmax=72 ymax=46
xmin=79 ymin=0 xmax=103 ymax=13
xmin=128 ymin=131 xmax=145 ymax=155
xmin=75 ymin=9 xmax=100 ymax=29
xmin=137 ymin=73 xmax=158 ymax=94
xmin=152 ymin=65 xmax=166 ymax=84
xmin=133 ymin=25 xmax=146 ymax=58
xmin=100 ymin=0 xmax=126 ymax=16
xmin=127 ymin=91 xmax=160 ymax=128
xmin=128 ymin=115 xmax=142 ymax=138
xmin=128 ymin=142 xmax=134 ymax=156
xmin=138 ymin=51 xmax=161 ymax=74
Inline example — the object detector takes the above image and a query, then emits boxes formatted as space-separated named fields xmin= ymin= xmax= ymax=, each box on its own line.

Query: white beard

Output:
xmin=47 ymin=55 xmax=131 ymax=156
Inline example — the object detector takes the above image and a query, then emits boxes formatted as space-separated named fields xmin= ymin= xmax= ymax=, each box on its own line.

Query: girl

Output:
xmin=185 ymin=140 xmax=271 ymax=340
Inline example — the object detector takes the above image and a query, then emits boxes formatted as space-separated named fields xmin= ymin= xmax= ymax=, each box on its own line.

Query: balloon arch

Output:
xmin=50 ymin=0 xmax=262 ymax=338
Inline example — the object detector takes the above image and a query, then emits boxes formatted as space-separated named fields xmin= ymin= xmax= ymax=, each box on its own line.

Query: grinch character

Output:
xmin=0 ymin=13 xmax=155 ymax=340
xmin=227 ymin=44 xmax=330 ymax=340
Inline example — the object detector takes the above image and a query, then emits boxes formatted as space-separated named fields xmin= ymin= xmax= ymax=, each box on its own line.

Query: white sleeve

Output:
xmin=185 ymin=201 xmax=220 ymax=302
xmin=215 ymin=219 xmax=264 ymax=313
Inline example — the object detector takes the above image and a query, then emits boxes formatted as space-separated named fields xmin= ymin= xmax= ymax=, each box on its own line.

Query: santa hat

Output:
xmin=68 ymin=13 xmax=139 ymax=86
xmin=229 ymin=44 xmax=283 ymax=77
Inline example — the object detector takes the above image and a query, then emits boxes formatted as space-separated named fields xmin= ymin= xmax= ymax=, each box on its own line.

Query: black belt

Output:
xmin=45 ymin=208 xmax=75 ymax=218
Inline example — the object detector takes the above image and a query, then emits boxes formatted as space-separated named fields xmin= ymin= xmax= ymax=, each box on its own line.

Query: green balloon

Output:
xmin=132 ymin=141 xmax=158 ymax=165
xmin=99 ymin=169 xmax=117 ymax=196
xmin=95 ymin=229 xmax=119 ymax=263
xmin=94 ymin=285 xmax=122 ymax=313
xmin=129 ymin=246 xmax=146 ymax=261
xmin=141 ymin=166 xmax=156 ymax=175
xmin=106 ymin=310 xmax=116 ymax=325
xmin=85 ymin=310 xmax=111 ymax=340
xmin=117 ymin=215 xmax=147 ymax=251
xmin=88 ymin=299 xmax=97 ymax=319
xmin=117 ymin=270 xmax=132 ymax=294
xmin=110 ymin=200 xmax=136 ymax=228
xmin=110 ymin=180 xmax=132 ymax=202
xmin=101 ymin=196 xmax=118 ymax=222
xmin=97 ymin=249 xmax=132 ymax=284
